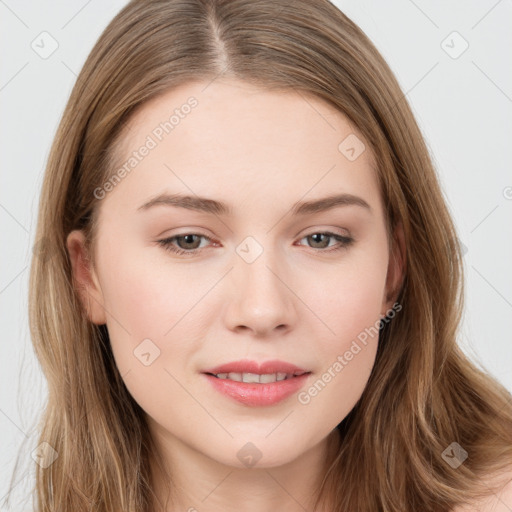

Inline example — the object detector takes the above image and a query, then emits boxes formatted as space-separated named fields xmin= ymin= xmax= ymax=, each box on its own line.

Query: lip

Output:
xmin=201 ymin=359 xmax=311 ymax=407
xmin=202 ymin=359 xmax=309 ymax=375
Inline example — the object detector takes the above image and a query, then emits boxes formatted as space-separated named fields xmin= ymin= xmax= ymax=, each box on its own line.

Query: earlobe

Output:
xmin=383 ymin=220 xmax=406 ymax=312
xmin=66 ymin=230 xmax=107 ymax=325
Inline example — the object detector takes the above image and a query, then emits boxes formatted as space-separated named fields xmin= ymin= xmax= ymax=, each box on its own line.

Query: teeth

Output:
xmin=214 ymin=372 xmax=298 ymax=383
xmin=242 ymin=372 xmax=261 ymax=383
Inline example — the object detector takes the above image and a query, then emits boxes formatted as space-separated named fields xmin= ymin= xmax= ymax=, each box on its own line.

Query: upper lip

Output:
xmin=202 ymin=359 xmax=310 ymax=376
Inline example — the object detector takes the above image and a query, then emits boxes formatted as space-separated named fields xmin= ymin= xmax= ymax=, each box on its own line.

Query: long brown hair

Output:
xmin=6 ymin=0 xmax=512 ymax=510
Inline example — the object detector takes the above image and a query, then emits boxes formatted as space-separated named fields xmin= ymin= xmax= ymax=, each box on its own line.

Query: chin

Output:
xmin=216 ymin=436 xmax=312 ymax=470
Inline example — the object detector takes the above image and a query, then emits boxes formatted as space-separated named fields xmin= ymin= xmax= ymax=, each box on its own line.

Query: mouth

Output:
xmin=201 ymin=359 xmax=312 ymax=406
xmin=202 ymin=358 xmax=310 ymax=377
xmin=204 ymin=370 xmax=310 ymax=383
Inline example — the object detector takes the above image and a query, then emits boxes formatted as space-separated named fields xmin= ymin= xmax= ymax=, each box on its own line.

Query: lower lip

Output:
xmin=202 ymin=373 xmax=311 ymax=406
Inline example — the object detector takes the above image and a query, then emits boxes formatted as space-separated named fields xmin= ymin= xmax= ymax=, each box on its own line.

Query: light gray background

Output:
xmin=1 ymin=0 xmax=511 ymax=508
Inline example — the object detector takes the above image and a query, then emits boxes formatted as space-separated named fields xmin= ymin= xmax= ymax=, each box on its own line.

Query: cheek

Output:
xmin=97 ymin=247 xmax=224 ymax=396
xmin=297 ymin=277 xmax=383 ymax=420
xmin=297 ymin=340 xmax=378 ymax=429
xmin=296 ymin=255 xmax=387 ymax=415
xmin=100 ymin=247 xmax=210 ymax=335
xmin=310 ymin=255 xmax=388 ymax=347
xmin=96 ymin=251 xmax=197 ymax=374
xmin=98 ymin=262 xmax=203 ymax=415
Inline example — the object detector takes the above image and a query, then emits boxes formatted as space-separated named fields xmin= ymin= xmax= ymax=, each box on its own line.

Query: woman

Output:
xmin=13 ymin=0 xmax=512 ymax=510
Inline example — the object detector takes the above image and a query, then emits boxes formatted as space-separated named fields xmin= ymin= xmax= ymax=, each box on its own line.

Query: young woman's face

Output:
xmin=68 ymin=78 xmax=402 ymax=470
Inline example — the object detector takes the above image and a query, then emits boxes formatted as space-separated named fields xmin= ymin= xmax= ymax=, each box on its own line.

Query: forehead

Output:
xmin=103 ymin=78 xmax=382 ymax=219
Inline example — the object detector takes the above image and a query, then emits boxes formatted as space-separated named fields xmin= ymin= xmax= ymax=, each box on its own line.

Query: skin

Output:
xmin=452 ymin=470 xmax=512 ymax=512
xmin=67 ymin=78 xmax=405 ymax=511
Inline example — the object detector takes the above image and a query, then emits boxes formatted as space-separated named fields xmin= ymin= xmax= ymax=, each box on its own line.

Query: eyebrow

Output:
xmin=137 ymin=192 xmax=372 ymax=216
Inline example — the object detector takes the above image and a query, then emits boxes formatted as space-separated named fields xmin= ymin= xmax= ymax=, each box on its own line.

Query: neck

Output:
xmin=148 ymin=426 xmax=342 ymax=512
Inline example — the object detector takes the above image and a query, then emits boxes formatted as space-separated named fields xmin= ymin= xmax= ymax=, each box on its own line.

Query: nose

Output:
xmin=223 ymin=244 xmax=297 ymax=337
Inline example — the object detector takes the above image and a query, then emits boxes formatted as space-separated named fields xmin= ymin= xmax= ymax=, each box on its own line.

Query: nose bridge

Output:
xmin=226 ymin=234 xmax=295 ymax=333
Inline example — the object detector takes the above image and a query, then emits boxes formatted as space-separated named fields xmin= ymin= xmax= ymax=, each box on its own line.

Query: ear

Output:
xmin=66 ymin=230 xmax=107 ymax=325
xmin=382 ymin=220 xmax=406 ymax=315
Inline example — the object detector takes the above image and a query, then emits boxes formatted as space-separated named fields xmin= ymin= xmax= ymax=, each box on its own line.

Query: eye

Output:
xmin=157 ymin=230 xmax=354 ymax=256
xmin=157 ymin=233 xmax=214 ymax=255
xmin=296 ymin=231 xmax=354 ymax=252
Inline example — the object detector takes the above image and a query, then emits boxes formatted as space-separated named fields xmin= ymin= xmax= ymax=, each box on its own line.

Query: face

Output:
xmin=67 ymin=78 xmax=403 ymax=471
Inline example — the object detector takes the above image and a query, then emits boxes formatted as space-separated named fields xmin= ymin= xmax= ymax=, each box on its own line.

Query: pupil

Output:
xmin=181 ymin=234 xmax=199 ymax=249
xmin=310 ymin=233 xmax=327 ymax=248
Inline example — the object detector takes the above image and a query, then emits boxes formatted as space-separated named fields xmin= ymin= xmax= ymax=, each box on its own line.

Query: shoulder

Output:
xmin=451 ymin=467 xmax=512 ymax=512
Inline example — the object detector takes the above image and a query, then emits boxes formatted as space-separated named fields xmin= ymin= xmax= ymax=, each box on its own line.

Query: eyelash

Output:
xmin=157 ymin=231 xmax=354 ymax=256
